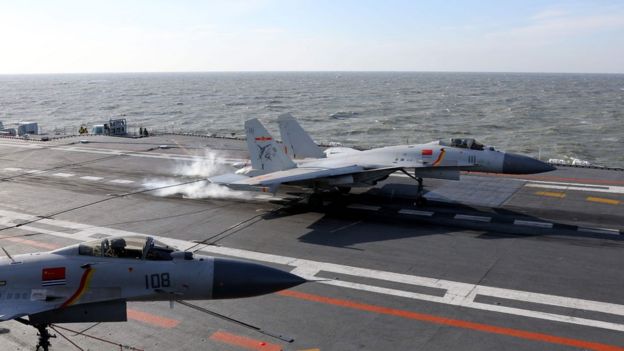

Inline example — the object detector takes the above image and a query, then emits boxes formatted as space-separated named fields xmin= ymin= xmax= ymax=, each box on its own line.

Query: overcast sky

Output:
xmin=1 ymin=0 xmax=623 ymax=74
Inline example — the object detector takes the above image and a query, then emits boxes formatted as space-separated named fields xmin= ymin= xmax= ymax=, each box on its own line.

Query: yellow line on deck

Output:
xmin=586 ymin=196 xmax=621 ymax=205
xmin=535 ymin=191 xmax=566 ymax=198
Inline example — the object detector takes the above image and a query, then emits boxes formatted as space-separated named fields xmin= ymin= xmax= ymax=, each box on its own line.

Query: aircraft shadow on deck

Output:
xmin=264 ymin=184 xmax=624 ymax=249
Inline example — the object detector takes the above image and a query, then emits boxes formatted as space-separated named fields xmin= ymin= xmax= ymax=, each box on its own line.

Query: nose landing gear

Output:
xmin=399 ymin=169 xmax=428 ymax=207
xmin=15 ymin=318 xmax=55 ymax=351
xmin=415 ymin=177 xmax=427 ymax=207
xmin=34 ymin=324 xmax=54 ymax=351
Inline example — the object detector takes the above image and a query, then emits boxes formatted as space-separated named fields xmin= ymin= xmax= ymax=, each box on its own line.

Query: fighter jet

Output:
xmin=0 ymin=235 xmax=305 ymax=350
xmin=211 ymin=115 xmax=555 ymax=205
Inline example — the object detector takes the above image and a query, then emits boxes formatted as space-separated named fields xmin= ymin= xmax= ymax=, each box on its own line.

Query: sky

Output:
xmin=0 ymin=0 xmax=623 ymax=74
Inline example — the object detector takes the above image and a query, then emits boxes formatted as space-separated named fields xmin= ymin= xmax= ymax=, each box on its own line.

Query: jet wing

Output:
xmin=0 ymin=301 xmax=50 ymax=321
xmin=210 ymin=165 xmax=368 ymax=192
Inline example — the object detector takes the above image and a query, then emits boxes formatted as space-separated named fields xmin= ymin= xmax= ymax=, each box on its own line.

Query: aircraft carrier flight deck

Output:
xmin=0 ymin=134 xmax=622 ymax=351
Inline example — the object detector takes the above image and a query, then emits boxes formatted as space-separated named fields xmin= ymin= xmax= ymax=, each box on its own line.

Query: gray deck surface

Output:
xmin=0 ymin=135 xmax=622 ymax=351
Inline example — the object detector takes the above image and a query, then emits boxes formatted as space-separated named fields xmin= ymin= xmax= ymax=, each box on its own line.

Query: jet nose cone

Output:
xmin=503 ymin=153 xmax=556 ymax=174
xmin=212 ymin=258 xmax=306 ymax=299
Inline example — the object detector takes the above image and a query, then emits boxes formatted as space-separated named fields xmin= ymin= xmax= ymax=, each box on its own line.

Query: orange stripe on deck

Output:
xmin=0 ymin=235 xmax=60 ymax=250
xmin=278 ymin=290 xmax=624 ymax=351
xmin=127 ymin=309 xmax=180 ymax=329
xmin=535 ymin=191 xmax=566 ymax=198
xmin=210 ymin=330 xmax=282 ymax=351
xmin=587 ymin=196 xmax=621 ymax=205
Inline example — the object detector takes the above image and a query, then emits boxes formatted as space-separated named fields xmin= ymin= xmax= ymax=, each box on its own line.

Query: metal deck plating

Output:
xmin=0 ymin=135 xmax=622 ymax=351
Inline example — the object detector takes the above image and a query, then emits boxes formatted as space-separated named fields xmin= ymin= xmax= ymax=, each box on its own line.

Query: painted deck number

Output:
xmin=145 ymin=273 xmax=170 ymax=289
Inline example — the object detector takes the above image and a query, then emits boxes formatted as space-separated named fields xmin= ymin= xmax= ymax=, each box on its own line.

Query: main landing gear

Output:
xmin=400 ymin=169 xmax=427 ymax=207
xmin=305 ymin=185 xmax=351 ymax=209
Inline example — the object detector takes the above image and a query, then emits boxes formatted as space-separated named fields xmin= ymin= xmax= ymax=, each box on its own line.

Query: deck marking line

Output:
xmin=346 ymin=204 xmax=381 ymax=211
xmin=461 ymin=172 xmax=624 ymax=186
xmin=52 ymin=173 xmax=74 ymax=178
xmin=3 ymin=167 xmax=22 ymax=172
xmin=513 ymin=220 xmax=553 ymax=229
xmin=578 ymin=227 xmax=621 ymax=235
xmin=586 ymin=197 xmax=621 ymax=205
xmin=127 ymin=308 xmax=180 ymax=328
xmin=526 ymin=183 xmax=624 ymax=195
xmin=209 ymin=330 xmax=282 ymax=351
xmin=278 ymin=290 xmax=624 ymax=351
xmin=398 ymin=209 xmax=434 ymax=216
xmin=80 ymin=176 xmax=103 ymax=181
xmin=109 ymin=179 xmax=134 ymax=184
xmin=528 ymin=180 xmax=610 ymax=190
xmin=454 ymin=214 xmax=491 ymax=222
xmin=535 ymin=191 xmax=566 ymax=198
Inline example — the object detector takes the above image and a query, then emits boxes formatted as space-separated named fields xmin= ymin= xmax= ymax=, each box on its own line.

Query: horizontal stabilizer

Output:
xmin=209 ymin=173 xmax=279 ymax=193
xmin=208 ymin=173 xmax=250 ymax=184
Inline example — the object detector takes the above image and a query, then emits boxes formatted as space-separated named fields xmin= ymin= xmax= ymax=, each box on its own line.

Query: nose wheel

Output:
xmin=415 ymin=177 xmax=427 ymax=207
xmin=15 ymin=319 xmax=55 ymax=351
xmin=35 ymin=324 xmax=54 ymax=351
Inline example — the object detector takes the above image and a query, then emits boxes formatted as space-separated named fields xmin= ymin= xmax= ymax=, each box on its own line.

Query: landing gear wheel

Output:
xmin=415 ymin=196 xmax=428 ymax=207
xmin=307 ymin=193 xmax=323 ymax=209
xmin=337 ymin=186 xmax=351 ymax=194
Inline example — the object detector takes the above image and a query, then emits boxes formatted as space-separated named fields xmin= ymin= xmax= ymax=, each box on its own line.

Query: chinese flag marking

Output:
xmin=42 ymin=267 xmax=66 ymax=281
xmin=422 ymin=149 xmax=433 ymax=156
xmin=255 ymin=136 xmax=272 ymax=141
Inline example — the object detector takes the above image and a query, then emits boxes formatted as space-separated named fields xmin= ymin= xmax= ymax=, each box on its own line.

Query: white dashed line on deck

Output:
xmin=52 ymin=173 xmax=74 ymax=178
xmin=577 ymin=227 xmax=621 ymax=235
xmin=513 ymin=219 xmax=553 ymax=229
xmin=109 ymin=179 xmax=134 ymax=184
xmin=398 ymin=209 xmax=434 ymax=216
xmin=525 ymin=181 xmax=624 ymax=195
xmin=80 ymin=176 xmax=104 ymax=181
xmin=347 ymin=204 xmax=381 ymax=211
xmin=3 ymin=167 xmax=22 ymax=171
xmin=454 ymin=214 xmax=492 ymax=222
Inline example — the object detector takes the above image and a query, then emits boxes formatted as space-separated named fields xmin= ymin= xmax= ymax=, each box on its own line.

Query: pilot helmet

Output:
xmin=110 ymin=238 xmax=127 ymax=249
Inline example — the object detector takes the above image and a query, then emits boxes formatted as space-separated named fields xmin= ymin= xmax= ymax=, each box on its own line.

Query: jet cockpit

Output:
xmin=77 ymin=235 xmax=175 ymax=260
xmin=441 ymin=138 xmax=495 ymax=151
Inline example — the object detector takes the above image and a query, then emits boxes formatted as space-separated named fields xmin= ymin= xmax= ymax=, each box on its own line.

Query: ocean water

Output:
xmin=0 ymin=72 xmax=623 ymax=166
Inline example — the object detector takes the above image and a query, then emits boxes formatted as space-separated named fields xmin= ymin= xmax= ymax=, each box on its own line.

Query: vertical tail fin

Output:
xmin=245 ymin=118 xmax=296 ymax=172
xmin=278 ymin=113 xmax=325 ymax=159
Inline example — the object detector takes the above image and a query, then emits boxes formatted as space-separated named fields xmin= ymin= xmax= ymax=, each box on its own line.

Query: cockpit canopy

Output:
xmin=440 ymin=138 xmax=493 ymax=151
xmin=78 ymin=235 xmax=175 ymax=261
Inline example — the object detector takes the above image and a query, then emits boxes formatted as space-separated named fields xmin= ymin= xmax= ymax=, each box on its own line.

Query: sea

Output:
xmin=1 ymin=72 xmax=623 ymax=166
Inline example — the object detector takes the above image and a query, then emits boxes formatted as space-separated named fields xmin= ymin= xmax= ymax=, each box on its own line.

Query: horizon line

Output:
xmin=1 ymin=70 xmax=623 ymax=76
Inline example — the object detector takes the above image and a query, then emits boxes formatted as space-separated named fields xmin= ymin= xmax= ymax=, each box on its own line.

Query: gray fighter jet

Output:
xmin=211 ymin=115 xmax=555 ymax=205
xmin=0 ymin=235 xmax=305 ymax=350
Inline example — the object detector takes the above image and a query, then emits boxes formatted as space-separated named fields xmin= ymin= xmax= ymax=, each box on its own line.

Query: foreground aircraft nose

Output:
xmin=212 ymin=258 xmax=306 ymax=299
xmin=503 ymin=153 xmax=556 ymax=174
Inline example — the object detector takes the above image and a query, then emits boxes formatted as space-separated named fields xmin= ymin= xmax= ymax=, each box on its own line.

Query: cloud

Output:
xmin=487 ymin=8 xmax=624 ymax=45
